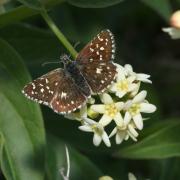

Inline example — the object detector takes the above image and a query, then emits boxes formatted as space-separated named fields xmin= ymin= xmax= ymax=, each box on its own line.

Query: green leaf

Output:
xmin=16 ymin=0 xmax=43 ymax=10
xmin=140 ymin=0 xmax=172 ymax=21
xmin=114 ymin=120 xmax=180 ymax=159
xmin=46 ymin=135 xmax=102 ymax=180
xmin=66 ymin=0 xmax=123 ymax=8
xmin=0 ymin=39 xmax=45 ymax=180
xmin=0 ymin=0 xmax=64 ymax=28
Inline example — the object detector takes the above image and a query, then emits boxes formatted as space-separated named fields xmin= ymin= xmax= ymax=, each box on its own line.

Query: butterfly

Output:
xmin=22 ymin=29 xmax=117 ymax=114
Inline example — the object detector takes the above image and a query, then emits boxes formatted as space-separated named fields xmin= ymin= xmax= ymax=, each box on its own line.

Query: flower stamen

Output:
xmin=116 ymin=80 xmax=129 ymax=91
xmin=128 ymin=103 xmax=140 ymax=116
xmin=105 ymin=103 xmax=118 ymax=118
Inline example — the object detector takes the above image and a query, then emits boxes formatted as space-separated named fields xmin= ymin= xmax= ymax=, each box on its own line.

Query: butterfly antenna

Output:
xmin=74 ymin=41 xmax=80 ymax=49
xmin=41 ymin=61 xmax=62 ymax=67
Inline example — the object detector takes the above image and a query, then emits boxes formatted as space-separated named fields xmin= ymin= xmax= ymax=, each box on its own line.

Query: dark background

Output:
xmin=1 ymin=0 xmax=180 ymax=179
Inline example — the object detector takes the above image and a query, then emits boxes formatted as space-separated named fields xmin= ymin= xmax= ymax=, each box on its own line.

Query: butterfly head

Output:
xmin=60 ymin=54 xmax=72 ymax=66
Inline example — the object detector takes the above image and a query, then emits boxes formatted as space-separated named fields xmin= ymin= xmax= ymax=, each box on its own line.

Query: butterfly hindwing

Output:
xmin=50 ymin=73 xmax=87 ymax=114
xmin=76 ymin=29 xmax=117 ymax=93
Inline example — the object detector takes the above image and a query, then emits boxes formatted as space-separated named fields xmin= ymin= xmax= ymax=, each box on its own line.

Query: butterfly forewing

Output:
xmin=76 ymin=29 xmax=117 ymax=93
xmin=77 ymin=29 xmax=115 ymax=64
xmin=22 ymin=68 xmax=86 ymax=114
xmin=22 ymin=68 xmax=62 ymax=105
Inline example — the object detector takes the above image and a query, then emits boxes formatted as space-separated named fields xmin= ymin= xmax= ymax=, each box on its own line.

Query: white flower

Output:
xmin=99 ymin=176 xmax=114 ymax=180
xmin=109 ymin=112 xmax=139 ymax=144
xmin=79 ymin=118 xmax=111 ymax=147
xmin=124 ymin=64 xmax=152 ymax=83
xmin=110 ymin=64 xmax=138 ymax=98
xmin=65 ymin=105 xmax=87 ymax=122
xmin=162 ymin=10 xmax=180 ymax=39
xmin=90 ymin=93 xmax=124 ymax=126
xmin=124 ymin=90 xmax=156 ymax=130
xmin=128 ymin=173 xmax=137 ymax=180
xmin=162 ymin=27 xmax=180 ymax=39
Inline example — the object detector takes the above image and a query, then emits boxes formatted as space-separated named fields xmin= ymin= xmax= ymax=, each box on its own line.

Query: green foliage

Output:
xmin=0 ymin=39 xmax=45 ymax=180
xmin=66 ymin=0 xmax=123 ymax=8
xmin=141 ymin=0 xmax=172 ymax=21
xmin=16 ymin=0 xmax=43 ymax=10
xmin=115 ymin=120 xmax=180 ymax=159
xmin=0 ymin=0 xmax=180 ymax=179
xmin=46 ymin=135 xmax=102 ymax=180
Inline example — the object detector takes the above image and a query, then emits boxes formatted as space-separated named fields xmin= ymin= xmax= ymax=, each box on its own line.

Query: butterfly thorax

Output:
xmin=62 ymin=56 xmax=91 ymax=97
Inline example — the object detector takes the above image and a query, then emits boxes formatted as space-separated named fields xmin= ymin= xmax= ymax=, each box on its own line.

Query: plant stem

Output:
xmin=41 ymin=11 xmax=78 ymax=59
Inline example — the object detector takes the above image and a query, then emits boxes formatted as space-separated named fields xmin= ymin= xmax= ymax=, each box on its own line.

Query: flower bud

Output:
xmin=170 ymin=10 xmax=180 ymax=29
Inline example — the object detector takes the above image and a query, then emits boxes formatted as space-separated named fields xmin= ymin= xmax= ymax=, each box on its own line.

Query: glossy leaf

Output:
xmin=16 ymin=0 xmax=43 ymax=10
xmin=46 ymin=135 xmax=102 ymax=180
xmin=0 ymin=39 xmax=45 ymax=180
xmin=0 ymin=0 xmax=64 ymax=28
xmin=141 ymin=0 xmax=172 ymax=21
xmin=114 ymin=120 xmax=180 ymax=159
xmin=66 ymin=0 xmax=123 ymax=8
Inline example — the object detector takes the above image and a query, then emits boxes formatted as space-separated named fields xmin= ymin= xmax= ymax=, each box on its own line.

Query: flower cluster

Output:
xmin=65 ymin=64 xmax=156 ymax=147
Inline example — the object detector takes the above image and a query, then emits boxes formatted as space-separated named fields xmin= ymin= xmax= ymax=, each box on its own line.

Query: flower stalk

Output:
xmin=41 ymin=10 xmax=78 ymax=59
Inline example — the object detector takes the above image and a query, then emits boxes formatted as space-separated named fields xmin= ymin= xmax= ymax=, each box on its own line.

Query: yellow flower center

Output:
xmin=105 ymin=103 xmax=118 ymax=118
xmin=116 ymin=80 xmax=129 ymax=91
xmin=129 ymin=103 xmax=140 ymax=116
xmin=91 ymin=124 xmax=103 ymax=135
xmin=117 ymin=124 xmax=127 ymax=130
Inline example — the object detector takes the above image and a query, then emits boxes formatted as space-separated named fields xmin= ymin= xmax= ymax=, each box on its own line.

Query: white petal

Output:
xmin=109 ymin=127 xmax=117 ymax=138
xmin=99 ymin=114 xmax=112 ymax=126
xmin=115 ymin=102 xmax=124 ymax=110
xmin=128 ymin=124 xmax=138 ymax=137
xmin=162 ymin=27 xmax=180 ymax=39
xmin=87 ymin=97 xmax=95 ymax=104
xmin=100 ymin=93 xmax=113 ymax=104
xmin=116 ymin=91 xmax=126 ymax=98
xmin=78 ymin=125 xmax=92 ymax=132
xmin=140 ymin=103 xmax=157 ymax=113
xmin=137 ymin=73 xmax=152 ymax=83
xmin=80 ymin=105 xmax=87 ymax=118
xmin=115 ymin=132 xmax=125 ymax=144
xmin=123 ymin=100 xmax=132 ymax=110
xmin=137 ymin=73 xmax=150 ymax=79
xmin=127 ymin=76 xmax=136 ymax=83
xmin=132 ymin=90 xmax=147 ymax=104
xmin=130 ymin=82 xmax=140 ymax=97
xmin=133 ymin=114 xmax=143 ymax=130
xmin=109 ymin=83 xmax=117 ymax=92
xmin=124 ymin=111 xmax=131 ymax=125
xmin=124 ymin=64 xmax=133 ymax=74
xmin=93 ymin=133 xmax=102 ymax=146
xmin=65 ymin=113 xmax=75 ymax=120
xmin=84 ymin=117 xmax=96 ymax=125
xmin=128 ymin=173 xmax=137 ymax=180
xmin=102 ymin=132 xmax=111 ymax=147
xmin=91 ymin=104 xmax=105 ymax=114
xmin=124 ymin=134 xmax=129 ymax=140
xmin=127 ymin=131 xmax=137 ymax=141
xmin=114 ymin=112 xmax=123 ymax=126
xmin=128 ymin=83 xmax=138 ymax=92
xmin=117 ymin=71 xmax=126 ymax=81
xmin=116 ymin=64 xmax=127 ymax=76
